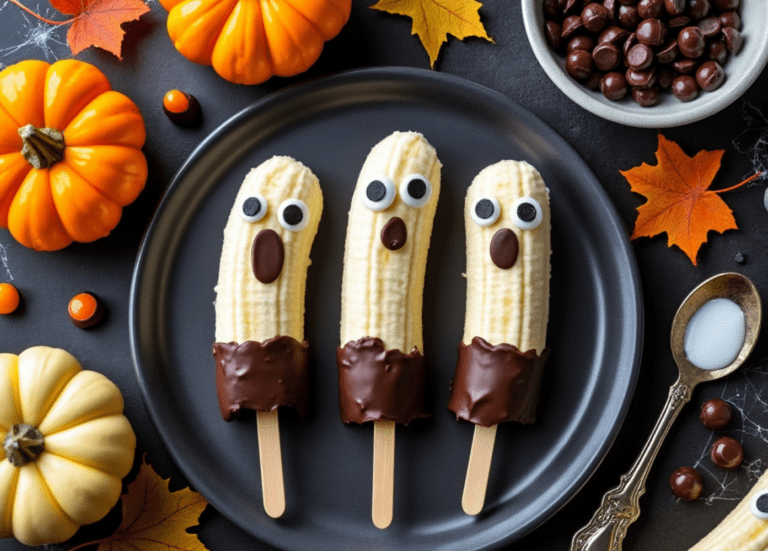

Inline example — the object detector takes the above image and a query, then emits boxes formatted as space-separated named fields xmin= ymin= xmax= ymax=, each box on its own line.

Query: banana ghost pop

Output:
xmin=447 ymin=160 xmax=551 ymax=515
xmin=213 ymin=156 xmax=323 ymax=518
xmin=337 ymin=131 xmax=441 ymax=529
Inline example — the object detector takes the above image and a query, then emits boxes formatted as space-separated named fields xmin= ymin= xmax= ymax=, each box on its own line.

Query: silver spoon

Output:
xmin=571 ymin=272 xmax=762 ymax=551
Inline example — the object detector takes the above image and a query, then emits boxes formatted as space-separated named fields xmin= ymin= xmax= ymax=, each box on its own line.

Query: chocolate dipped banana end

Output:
xmin=448 ymin=160 xmax=551 ymax=516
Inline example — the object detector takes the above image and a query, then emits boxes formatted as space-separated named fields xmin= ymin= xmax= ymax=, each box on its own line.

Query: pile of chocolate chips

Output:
xmin=543 ymin=0 xmax=743 ymax=106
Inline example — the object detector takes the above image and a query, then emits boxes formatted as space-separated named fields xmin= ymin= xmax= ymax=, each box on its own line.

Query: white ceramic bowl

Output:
xmin=521 ymin=0 xmax=768 ymax=127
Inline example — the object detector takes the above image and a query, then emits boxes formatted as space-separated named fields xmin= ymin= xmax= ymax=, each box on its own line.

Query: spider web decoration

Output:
xmin=0 ymin=4 xmax=68 ymax=67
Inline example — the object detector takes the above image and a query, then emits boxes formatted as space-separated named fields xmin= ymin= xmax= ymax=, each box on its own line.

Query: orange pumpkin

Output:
xmin=160 ymin=0 xmax=352 ymax=85
xmin=0 ymin=59 xmax=147 ymax=251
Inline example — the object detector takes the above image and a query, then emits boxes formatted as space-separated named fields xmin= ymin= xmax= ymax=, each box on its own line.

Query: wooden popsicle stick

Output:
xmin=256 ymin=410 xmax=286 ymax=518
xmin=372 ymin=419 xmax=396 ymax=529
xmin=462 ymin=424 xmax=498 ymax=516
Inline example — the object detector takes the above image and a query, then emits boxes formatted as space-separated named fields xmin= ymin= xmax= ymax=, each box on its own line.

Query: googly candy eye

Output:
xmin=399 ymin=174 xmax=432 ymax=208
xmin=361 ymin=176 xmax=396 ymax=211
xmin=239 ymin=194 xmax=267 ymax=223
xmin=470 ymin=196 xmax=501 ymax=227
xmin=278 ymin=199 xmax=309 ymax=231
xmin=751 ymin=489 xmax=768 ymax=520
xmin=511 ymin=197 xmax=544 ymax=230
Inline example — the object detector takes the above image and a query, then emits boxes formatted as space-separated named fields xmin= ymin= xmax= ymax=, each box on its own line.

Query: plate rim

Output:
xmin=129 ymin=66 xmax=644 ymax=550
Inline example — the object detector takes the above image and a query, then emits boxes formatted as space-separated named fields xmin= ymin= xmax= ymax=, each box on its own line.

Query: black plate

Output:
xmin=130 ymin=67 xmax=643 ymax=551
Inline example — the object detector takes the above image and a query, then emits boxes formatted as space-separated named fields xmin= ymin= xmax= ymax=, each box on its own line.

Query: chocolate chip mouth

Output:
xmin=489 ymin=228 xmax=519 ymax=269
xmin=380 ymin=217 xmax=407 ymax=250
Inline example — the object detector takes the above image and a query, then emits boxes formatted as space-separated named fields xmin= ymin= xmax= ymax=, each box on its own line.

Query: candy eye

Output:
xmin=239 ymin=194 xmax=267 ymax=223
xmin=470 ymin=196 xmax=501 ymax=227
xmin=399 ymin=174 xmax=432 ymax=208
xmin=751 ymin=489 xmax=768 ymax=519
xmin=278 ymin=199 xmax=309 ymax=231
xmin=361 ymin=176 xmax=396 ymax=211
xmin=511 ymin=197 xmax=543 ymax=230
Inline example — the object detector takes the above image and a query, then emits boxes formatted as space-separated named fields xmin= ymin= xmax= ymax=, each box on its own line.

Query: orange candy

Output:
xmin=0 ymin=283 xmax=20 ymax=314
xmin=68 ymin=292 xmax=105 ymax=328
xmin=163 ymin=90 xmax=190 ymax=114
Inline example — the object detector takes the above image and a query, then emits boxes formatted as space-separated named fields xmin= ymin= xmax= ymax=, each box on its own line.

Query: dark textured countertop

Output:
xmin=2 ymin=1 xmax=768 ymax=550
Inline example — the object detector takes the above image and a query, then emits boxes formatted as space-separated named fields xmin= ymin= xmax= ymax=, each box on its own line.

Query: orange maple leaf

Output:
xmin=7 ymin=0 xmax=149 ymax=58
xmin=621 ymin=134 xmax=760 ymax=266
xmin=371 ymin=0 xmax=493 ymax=68
xmin=69 ymin=457 xmax=209 ymax=551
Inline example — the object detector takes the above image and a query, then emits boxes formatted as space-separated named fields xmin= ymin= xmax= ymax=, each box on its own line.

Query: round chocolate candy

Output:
xmin=697 ymin=17 xmax=721 ymax=38
xmin=568 ymin=34 xmax=596 ymax=52
xmin=672 ymin=75 xmax=700 ymax=101
xmin=696 ymin=60 xmax=725 ymax=91
xmin=688 ymin=0 xmax=710 ymax=20
xmin=636 ymin=18 xmax=667 ymax=46
xmin=719 ymin=11 xmax=741 ymax=30
xmin=600 ymin=71 xmax=629 ymax=99
xmin=678 ymin=26 xmax=705 ymax=58
xmin=567 ymin=49 xmax=594 ymax=79
xmin=670 ymin=467 xmax=703 ymax=500
xmin=622 ymin=32 xmax=638 ymax=64
xmin=545 ymin=21 xmax=564 ymax=50
xmin=750 ymin=490 xmax=768 ymax=520
xmin=626 ymin=66 xmax=656 ymax=88
xmin=163 ymin=90 xmax=202 ymax=126
xmin=593 ymin=42 xmax=622 ymax=70
xmin=618 ymin=4 xmax=641 ymax=28
xmin=712 ymin=0 xmax=738 ymax=10
xmin=722 ymin=27 xmax=743 ymax=53
xmin=598 ymin=25 xmax=630 ymax=45
xmin=603 ymin=0 xmax=617 ymax=21
xmin=627 ymin=43 xmax=654 ymax=69
xmin=656 ymin=39 xmax=679 ymax=64
xmin=68 ymin=292 xmax=106 ymax=329
xmin=707 ymin=39 xmax=728 ymax=64
xmin=664 ymin=0 xmax=685 ymax=15
xmin=673 ymin=57 xmax=699 ymax=74
xmin=637 ymin=0 xmax=663 ymax=18
xmin=632 ymin=86 xmax=659 ymax=106
xmin=582 ymin=2 xmax=610 ymax=31
xmin=561 ymin=14 xmax=585 ymax=38
xmin=711 ymin=436 xmax=743 ymax=469
xmin=700 ymin=398 xmax=733 ymax=430
xmin=658 ymin=67 xmax=675 ymax=88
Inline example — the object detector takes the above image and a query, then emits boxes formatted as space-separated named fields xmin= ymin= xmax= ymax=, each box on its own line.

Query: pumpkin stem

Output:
xmin=3 ymin=423 xmax=45 ymax=466
xmin=18 ymin=124 xmax=65 ymax=170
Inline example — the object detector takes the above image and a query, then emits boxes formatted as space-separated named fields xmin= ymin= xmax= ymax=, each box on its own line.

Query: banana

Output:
xmin=448 ymin=160 xmax=551 ymax=515
xmin=337 ymin=131 xmax=442 ymax=529
xmin=213 ymin=155 xmax=323 ymax=519
xmin=690 ymin=469 xmax=768 ymax=551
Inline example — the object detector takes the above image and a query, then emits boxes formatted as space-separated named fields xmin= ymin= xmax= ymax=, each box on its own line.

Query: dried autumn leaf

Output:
xmin=96 ymin=457 xmax=209 ymax=551
xmin=622 ymin=134 xmax=759 ymax=265
xmin=371 ymin=0 xmax=493 ymax=68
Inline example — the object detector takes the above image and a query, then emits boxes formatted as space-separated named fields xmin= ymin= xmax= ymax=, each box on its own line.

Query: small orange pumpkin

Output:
xmin=0 ymin=59 xmax=147 ymax=251
xmin=160 ymin=0 xmax=352 ymax=85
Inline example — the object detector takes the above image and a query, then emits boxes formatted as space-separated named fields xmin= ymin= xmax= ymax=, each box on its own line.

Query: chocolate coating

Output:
xmin=163 ymin=91 xmax=201 ymax=127
xmin=381 ymin=216 xmax=407 ymax=250
xmin=711 ymin=436 xmax=743 ymax=469
xmin=447 ymin=337 xmax=549 ymax=427
xmin=213 ymin=337 xmax=310 ymax=421
xmin=696 ymin=60 xmax=724 ymax=91
xmin=672 ymin=75 xmax=700 ymax=100
xmin=252 ymin=229 xmax=284 ymax=284
xmin=593 ymin=42 xmax=622 ymax=70
xmin=600 ymin=71 xmax=629 ymax=99
xmin=678 ymin=26 xmax=705 ymax=58
xmin=627 ymin=43 xmax=654 ymax=69
xmin=632 ymin=86 xmax=659 ymax=106
xmin=490 ymin=228 xmax=520 ymax=269
xmin=636 ymin=18 xmax=667 ymax=46
xmin=670 ymin=467 xmax=703 ymax=500
xmin=582 ymin=2 xmax=609 ymax=31
xmin=337 ymin=337 xmax=429 ymax=424
xmin=700 ymin=398 xmax=733 ymax=430
xmin=69 ymin=293 xmax=105 ymax=329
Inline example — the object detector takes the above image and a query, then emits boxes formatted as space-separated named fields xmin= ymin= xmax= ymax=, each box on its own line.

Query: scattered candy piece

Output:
xmin=700 ymin=398 xmax=733 ymax=430
xmin=68 ymin=292 xmax=105 ymax=329
xmin=163 ymin=90 xmax=201 ymax=127
xmin=711 ymin=435 xmax=743 ymax=469
xmin=670 ymin=466 xmax=703 ymax=500
xmin=0 ymin=283 xmax=20 ymax=314
xmin=751 ymin=489 xmax=768 ymax=520
xmin=735 ymin=252 xmax=746 ymax=264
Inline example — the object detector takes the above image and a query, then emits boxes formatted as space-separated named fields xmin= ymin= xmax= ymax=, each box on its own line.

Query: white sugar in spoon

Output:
xmin=571 ymin=272 xmax=762 ymax=551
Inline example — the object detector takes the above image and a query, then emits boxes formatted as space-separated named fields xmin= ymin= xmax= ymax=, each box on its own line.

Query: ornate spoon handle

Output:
xmin=571 ymin=377 xmax=695 ymax=551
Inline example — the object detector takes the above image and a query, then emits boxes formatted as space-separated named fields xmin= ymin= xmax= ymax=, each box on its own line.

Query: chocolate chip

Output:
xmin=668 ymin=15 xmax=691 ymax=28
xmin=707 ymin=39 xmax=728 ymax=64
xmin=623 ymin=32 xmax=638 ymax=65
xmin=603 ymin=0 xmax=617 ymax=21
xmin=568 ymin=34 xmax=596 ymax=52
xmin=545 ymin=21 xmax=564 ymax=50
xmin=700 ymin=398 xmax=733 ymax=430
xmin=636 ymin=18 xmax=667 ymax=46
xmin=627 ymin=43 xmax=654 ymax=69
xmin=582 ymin=2 xmax=610 ymax=31
xmin=672 ymin=57 xmax=699 ymax=74
xmin=565 ymin=0 xmax=583 ymax=15
xmin=719 ymin=11 xmax=740 ymax=30
xmin=711 ymin=436 xmax=743 ymax=469
xmin=664 ymin=0 xmax=685 ymax=15
xmin=672 ymin=74 xmax=700 ymax=101
xmin=712 ymin=0 xmax=738 ymax=10
xmin=598 ymin=25 xmax=630 ymax=45
xmin=637 ymin=0 xmax=663 ymax=18
xmin=697 ymin=16 xmax=721 ymax=38
xmin=658 ymin=67 xmax=675 ymax=88
xmin=593 ymin=42 xmax=622 ymax=70
xmin=626 ymin=66 xmax=657 ymax=87
xmin=670 ymin=467 xmax=703 ymax=500
xmin=656 ymin=39 xmax=679 ymax=63
xmin=632 ymin=86 xmax=659 ymax=106
xmin=678 ymin=26 xmax=705 ymax=58
xmin=585 ymin=69 xmax=606 ymax=89
xmin=618 ymin=4 xmax=641 ymax=28
xmin=696 ymin=60 xmax=725 ymax=91
xmin=600 ymin=71 xmax=629 ymax=99
xmin=567 ymin=49 xmax=595 ymax=79
xmin=544 ymin=0 xmax=565 ymax=20
xmin=722 ymin=26 xmax=742 ymax=53
xmin=561 ymin=14 xmax=585 ymax=38
xmin=688 ymin=0 xmax=711 ymax=19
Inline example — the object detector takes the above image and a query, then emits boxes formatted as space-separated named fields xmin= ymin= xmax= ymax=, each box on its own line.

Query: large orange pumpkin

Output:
xmin=0 ymin=59 xmax=147 ymax=251
xmin=160 ymin=0 xmax=352 ymax=85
